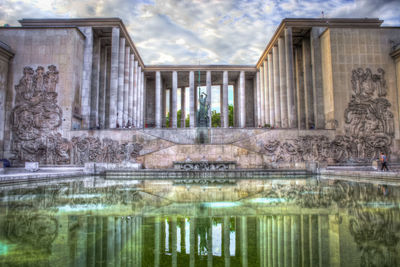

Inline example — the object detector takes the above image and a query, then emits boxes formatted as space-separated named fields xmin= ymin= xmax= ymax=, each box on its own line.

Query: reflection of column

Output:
xmin=126 ymin=217 xmax=131 ymax=266
xmin=206 ymin=71 xmax=212 ymax=128
xmin=115 ymin=217 xmax=121 ymax=267
xmin=189 ymin=71 xmax=195 ymax=128
xmin=87 ymin=217 xmax=95 ymax=267
xmin=310 ymin=215 xmax=319 ymax=267
xmin=263 ymin=216 xmax=267 ymax=267
xmin=155 ymin=71 xmax=162 ymax=128
xmin=77 ymin=216 xmax=87 ymax=266
xmin=121 ymin=218 xmax=127 ymax=266
xmin=107 ymin=217 xmax=115 ymax=266
xmin=291 ymin=215 xmax=300 ymax=267
xmin=300 ymin=215 xmax=310 ymax=267
xmin=241 ymin=217 xmax=248 ymax=267
xmin=268 ymin=53 xmax=275 ymax=126
xmin=283 ymin=216 xmax=291 ymax=267
xmin=267 ymin=216 xmax=272 ymax=267
xmin=319 ymin=215 xmax=329 ymax=266
xmin=109 ymin=27 xmax=119 ymax=128
xmin=273 ymin=46 xmax=281 ymax=127
xmin=190 ymin=217 xmax=196 ymax=267
xmin=272 ymin=216 xmax=277 ymax=267
xmin=172 ymin=217 xmax=177 ymax=267
xmin=278 ymin=37 xmax=288 ymax=128
xmin=207 ymin=218 xmax=213 ymax=267
xmin=223 ymin=71 xmax=229 ymax=128
xmin=95 ymin=217 xmax=103 ymax=266
xmin=172 ymin=71 xmax=178 ymax=128
xmin=154 ymin=216 xmax=160 ymax=267
xmin=224 ymin=216 xmax=231 ymax=267
xmin=117 ymin=37 xmax=125 ymax=128
xmin=328 ymin=215 xmax=340 ymax=267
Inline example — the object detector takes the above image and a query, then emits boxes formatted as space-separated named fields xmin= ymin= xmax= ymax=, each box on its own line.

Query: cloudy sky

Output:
xmin=1 ymin=0 xmax=400 ymax=65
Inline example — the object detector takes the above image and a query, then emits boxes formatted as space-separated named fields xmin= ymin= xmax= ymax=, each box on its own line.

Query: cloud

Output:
xmin=0 ymin=0 xmax=399 ymax=64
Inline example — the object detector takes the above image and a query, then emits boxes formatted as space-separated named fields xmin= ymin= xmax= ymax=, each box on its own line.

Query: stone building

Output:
xmin=0 ymin=18 xmax=400 ymax=168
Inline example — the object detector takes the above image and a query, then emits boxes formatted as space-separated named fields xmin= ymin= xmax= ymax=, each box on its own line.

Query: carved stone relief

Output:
xmin=260 ymin=68 xmax=394 ymax=163
xmin=10 ymin=65 xmax=142 ymax=165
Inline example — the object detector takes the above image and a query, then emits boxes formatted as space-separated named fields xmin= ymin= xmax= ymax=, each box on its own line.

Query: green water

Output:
xmin=0 ymin=177 xmax=399 ymax=266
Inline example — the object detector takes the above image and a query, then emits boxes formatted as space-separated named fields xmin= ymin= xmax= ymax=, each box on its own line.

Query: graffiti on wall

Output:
xmin=10 ymin=65 xmax=142 ymax=165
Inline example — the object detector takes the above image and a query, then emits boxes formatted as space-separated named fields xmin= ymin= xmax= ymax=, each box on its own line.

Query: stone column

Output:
xmin=223 ymin=70 xmax=229 ymax=128
xmin=302 ymin=39 xmax=314 ymax=129
xmin=278 ymin=37 xmax=288 ymax=128
xmin=273 ymin=46 xmax=281 ymax=127
xmin=109 ymin=28 xmax=120 ymax=128
xmin=310 ymin=27 xmax=325 ymax=129
xmin=90 ymin=36 xmax=100 ymax=129
xmin=123 ymin=46 xmax=130 ymax=127
xmin=79 ymin=27 xmax=93 ymax=129
xmin=239 ymin=71 xmax=246 ymax=128
xmin=172 ymin=71 xmax=178 ymax=128
xmin=155 ymin=71 xmax=162 ymax=128
xmin=117 ymin=37 xmax=125 ymax=128
xmin=98 ymin=41 xmax=107 ymax=129
xmin=142 ymin=72 xmax=146 ymax=128
xmin=206 ymin=71 xmax=212 ymax=127
xmin=285 ymin=27 xmax=297 ymax=128
xmin=267 ymin=53 xmax=275 ymax=126
xmin=189 ymin=71 xmax=195 ymax=128
xmin=259 ymin=66 xmax=265 ymax=126
xmin=295 ymin=46 xmax=306 ymax=129
xmin=128 ymin=53 xmax=134 ymax=126
xmin=263 ymin=61 xmax=270 ymax=126
xmin=255 ymin=71 xmax=261 ymax=127
xmin=181 ymin=86 xmax=186 ymax=127
xmin=104 ymin=46 xmax=111 ymax=128
xmin=253 ymin=75 xmax=258 ymax=127
xmin=133 ymin=61 xmax=138 ymax=127
xmin=136 ymin=66 xmax=142 ymax=128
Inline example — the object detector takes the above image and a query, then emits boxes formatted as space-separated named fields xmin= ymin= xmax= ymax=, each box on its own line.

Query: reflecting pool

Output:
xmin=0 ymin=177 xmax=399 ymax=266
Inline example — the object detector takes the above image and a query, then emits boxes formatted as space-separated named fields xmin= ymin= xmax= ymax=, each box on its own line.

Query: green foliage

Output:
xmin=228 ymin=104 xmax=234 ymax=127
xmin=166 ymin=112 xmax=170 ymax=128
xmin=185 ymin=114 xmax=190 ymax=127
xmin=211 ymin=110 xmax=221 ymax=127
xmin=177 ymin=109 xmax=182 ymax=128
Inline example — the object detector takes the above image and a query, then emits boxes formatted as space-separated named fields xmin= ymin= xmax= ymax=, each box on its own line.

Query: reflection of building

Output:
xmin=0 ymin=178 xmax=399 ymax=266
xmin=0 ymin=18 xmax=400 ymax=167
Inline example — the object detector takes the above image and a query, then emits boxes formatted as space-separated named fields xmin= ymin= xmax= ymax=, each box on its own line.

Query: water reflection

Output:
xmin=0 ymin=177 xmax=399 ymax=266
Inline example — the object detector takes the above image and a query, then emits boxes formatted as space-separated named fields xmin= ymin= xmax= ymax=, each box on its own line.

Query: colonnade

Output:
xmin=255 ymin=27 xmax=325 ymax=129
xmin=80 ymin=26 xmax=145 ymax=129
xmin=154 ymin=70 xmax=247 ymax=128
xmin=68 ymin=215 xmax=143 ymax=266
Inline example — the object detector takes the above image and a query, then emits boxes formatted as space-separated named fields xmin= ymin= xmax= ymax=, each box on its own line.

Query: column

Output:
xmin=310 ymin=27 xmax=325 ymax=129
xmin=104 ymin=46 xmax=111 ymax=128
xmin=285 ymin=27 xmax=297 ymax=128
xmin=142 ymin=72 xmax=146 ymax=128
xmin=253 ymin=75 xmax=258 ymax=127
xmin=155 ymin=71 xmax=162 ymax=128
xmin=241 ymin=217 xmax=248 ymax=267
xmin=98 ymin=42 xmax=107 ymax=129
xmin=133 ymin=61 xmax=138 ymax=127
xmin=117 ymin=37 xmax=125 ymax=128
xmin=172 ymin=71 xmax=178 ymax=128
xmin=259 ymin=66 xmax=265 ymax=126
xmin=189 ymin=71 xmax=195 ymax=128
xmin=278 ymin=37 xmax=288 ymax=128
xmin=128 ymin=53 xmax=134 ymax=126
xmin=273 ymin=46 xmax=281 ymax=127
xmin=302 ymin=39 xmax=314 ymax=129
xmin=181 ymin=86 xmax=186 ymax=127
xmin=123 ymin=46 xmax=130 ymax=127
xmin=109 ymin=28 xmax=120 ymax=128
xmin=268 ymin=53 xmax=275 ymax=126
xmin=79 ymin=26 xmax=93 ymax=129
xmin=263 ymin=61 xmax=270 ymax=126
xmin=206 ymin=71 xmax=212 ymax=127
xmin=136 ymin=66 xmax=142 ymax=128
xmin=90 ymin=37 xmax=100 ymax=129
xmin=239 ymin=71 xmax=246 ymax=128
xmin=223 ymin=70 xmax=229 ymax=128
xmin=255 ymin=71 xmax=261 ymax=127
xmin=295 ymin=46 xmax=306 ymax=129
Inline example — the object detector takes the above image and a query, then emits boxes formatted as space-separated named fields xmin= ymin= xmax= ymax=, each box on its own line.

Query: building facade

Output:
xmin=0 ymin=18 xmax=400 ymax=168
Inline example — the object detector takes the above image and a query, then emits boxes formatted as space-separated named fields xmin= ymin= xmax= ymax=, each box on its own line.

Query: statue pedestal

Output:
xmin=84 ymin=162 xmax=142 ymax=174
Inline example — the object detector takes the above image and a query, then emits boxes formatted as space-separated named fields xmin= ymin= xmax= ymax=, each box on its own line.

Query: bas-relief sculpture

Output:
xmin=10 ymin=65 xmax=143 ymax=165
xmin=261 ymin=68 xmax=394 ymax=163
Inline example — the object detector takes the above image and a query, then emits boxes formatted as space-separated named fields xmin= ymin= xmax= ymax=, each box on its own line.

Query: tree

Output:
xmin=228 ymin=104 xmax=234 ymax=127
xmin=211 ymin=110 xmax=221 ymax=127
xmin=177 ymin=109 xmax=182 ymax=128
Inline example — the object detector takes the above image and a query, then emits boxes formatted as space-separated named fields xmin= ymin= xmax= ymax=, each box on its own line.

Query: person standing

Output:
xmin=380 ymin=152 xmax=389 ymax=171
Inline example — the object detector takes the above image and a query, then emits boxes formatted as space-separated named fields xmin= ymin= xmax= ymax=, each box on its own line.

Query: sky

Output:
xmin=1 ymin=0 xmax=400 ymax=65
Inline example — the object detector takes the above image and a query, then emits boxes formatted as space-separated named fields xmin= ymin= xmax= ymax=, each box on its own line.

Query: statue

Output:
xmin=197 ymin=92 xmax=209 ymax=127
